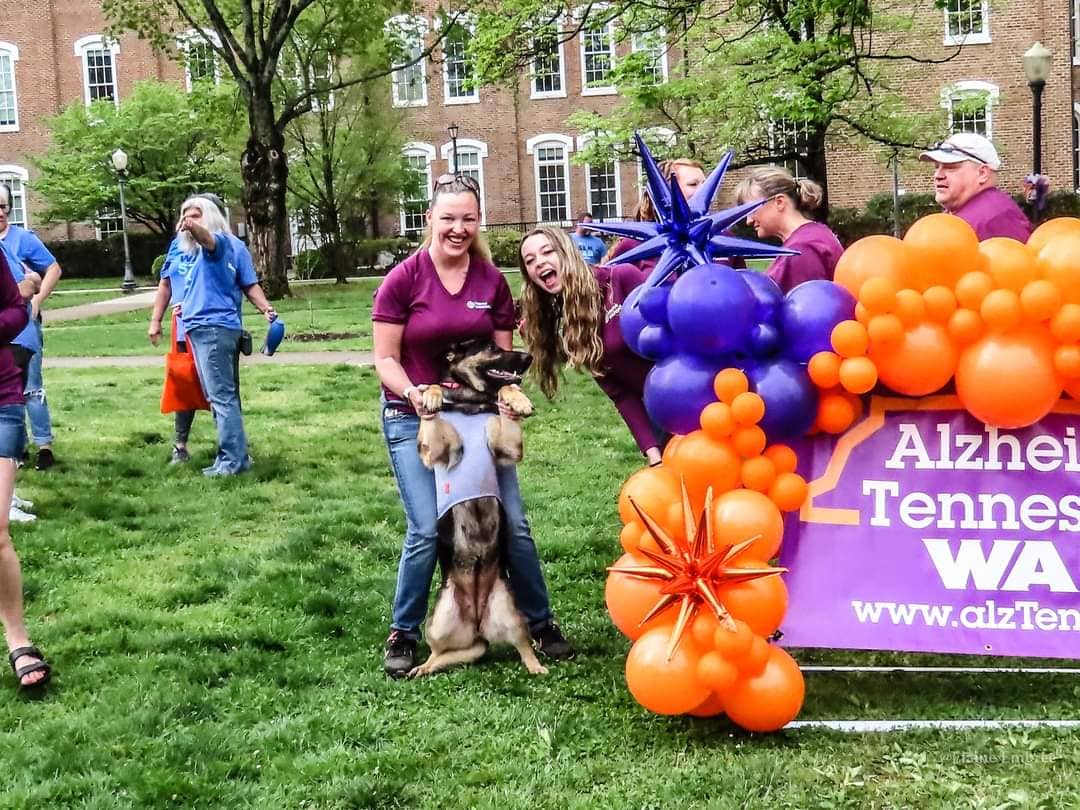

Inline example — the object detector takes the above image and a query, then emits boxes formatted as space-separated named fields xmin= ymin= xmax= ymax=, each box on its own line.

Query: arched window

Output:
xmin=0 ymin=165 xmax=29 ymax=227
xmin=401 ymin=143 xmax=436 ymax=234
xmin=527 ymin=134 xmax=574 ymax=223
xmin=74 ymin=35 xmax=120 ymax=105
xmin=440 ymin=139 xmax=488 ymax=223
xmin=941 ymin=80 xmax=999 ymax=139
xmin=0 ymin=42 xmax=19 ymax=132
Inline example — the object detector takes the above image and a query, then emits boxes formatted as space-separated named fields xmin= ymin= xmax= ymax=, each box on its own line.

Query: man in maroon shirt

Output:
xmin=920 ymin=133 xmax=1032 ymax=242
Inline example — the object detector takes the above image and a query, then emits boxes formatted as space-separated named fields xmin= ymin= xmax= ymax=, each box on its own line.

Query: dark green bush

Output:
xmin=486 ymin=228 xmax=524 ymax=268
xmin=45 ymin=233 xmax=172 ymax=280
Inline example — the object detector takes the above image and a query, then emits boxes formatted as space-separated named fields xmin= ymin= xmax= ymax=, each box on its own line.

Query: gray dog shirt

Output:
xmin=434 ymin=411 xmax=501 ymax=518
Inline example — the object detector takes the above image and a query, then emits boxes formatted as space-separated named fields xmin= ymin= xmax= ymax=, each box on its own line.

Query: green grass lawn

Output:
xmin=3 ymin=354 xmax=1078 ymax=807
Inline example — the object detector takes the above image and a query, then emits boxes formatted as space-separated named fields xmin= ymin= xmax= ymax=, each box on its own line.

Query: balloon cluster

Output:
xmin=624 ymin=269 xmax=856 ymax=441
xmin=809 ymin=215 xmax=1080 ymax=429
xmin=606 ymin=370 xmax=807 ymax=731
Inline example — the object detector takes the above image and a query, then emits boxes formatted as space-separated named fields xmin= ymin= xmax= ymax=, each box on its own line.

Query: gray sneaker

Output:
xmin=169 ymin=445 xmax=190 ymax=465
xmin=383 ymin=630 xmax=418 ymax=678
xmin=9 ymin=505 xmax=36 ymax=523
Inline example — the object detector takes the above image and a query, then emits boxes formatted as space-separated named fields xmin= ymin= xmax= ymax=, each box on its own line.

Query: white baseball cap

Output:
xmin=920 ymin=133 xmax=1002 ymax=170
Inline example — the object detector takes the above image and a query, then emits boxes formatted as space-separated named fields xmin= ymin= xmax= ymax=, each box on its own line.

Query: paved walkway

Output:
xmin=44 ymin=291 xmax=159 ymax=324
xmin=45 ymin=350 xmax=375 ymax=369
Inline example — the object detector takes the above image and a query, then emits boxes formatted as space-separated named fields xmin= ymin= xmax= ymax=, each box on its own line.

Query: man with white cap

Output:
xmin=920 ymin=132 xmax=1031 ymax=242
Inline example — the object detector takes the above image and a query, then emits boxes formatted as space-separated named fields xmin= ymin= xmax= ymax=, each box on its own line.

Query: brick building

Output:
xmin=0 ymin=1 xmax=1078 ymax=239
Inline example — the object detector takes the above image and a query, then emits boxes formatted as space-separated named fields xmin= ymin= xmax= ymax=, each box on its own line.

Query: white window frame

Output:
xmin=1074 ymin=103 xmax=1080 ymax=191
xmin=95 ymin=209 xmax=124 ymax=241
xmin=0 ymin=165 xmax=28 ymax=228
xmin=177 ymin=30 xmax=222 ymax=90
xmin=1074 ymin=0 xmax=1080 ymax=65
xmin=579 ymin=12 xmax=616 ymax=96
xmin=527 ymin=134 xmax=574 ymax=225
xmin=576 ymin=133 xmax=621 ymax=219
xmin=631 ymin=30 xmax=669 ymax=84
xmin=941 ymin=80 xmax=999 ymax=139
xmin=439 ymin=16 xmax=479 ymax=105
xmin=74 ymin=35 xmax=121 ymax=106
xmin=530 ymin=19 xmax=567 ymax=100
xmin=400 ymin=142 xmax=436 ymax=234
xmin=440 ymin=138 xmax=488 ymax=224
xmin=388 ymin=16 xmax=429 ymax=108
xmin=0 ymin=43 xmax=19 ymax=132
xmin=942 ymin=0 xmax=991 ymax=46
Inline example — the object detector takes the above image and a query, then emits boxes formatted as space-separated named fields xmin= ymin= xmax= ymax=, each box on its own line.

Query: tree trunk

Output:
xmin=805 ymin=126 xmax=830 ymax=222
xmin=241 ymin=111 xmax=291 ymax=299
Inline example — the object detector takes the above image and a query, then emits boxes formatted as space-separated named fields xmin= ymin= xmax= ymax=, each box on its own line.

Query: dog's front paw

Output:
xmin=421 ymin=385 xmax=445 ymax=413
xmin=498 ymin=385 xmax=533 ymax=418
xmin=527 ymin=661 xmax=549 ymax=676
xmin=407 ymin=664 xmax=432 ymax=678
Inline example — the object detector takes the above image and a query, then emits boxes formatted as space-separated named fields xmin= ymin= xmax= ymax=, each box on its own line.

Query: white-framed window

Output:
xmin=0 ymin=166 xmax=28 ymax=227
xmin=95 ymin=209 xmax=123 ymax=240
xmin=442 ymin=18 xmax=479 ymax=104
xmin=943 ymin=0 xmax=990 ymax=46
xmin=388 ymin=16 xmax=428 ymax=108
xmin=1073 ymin=104 xmax=1080 ymax=190
xmin=531 ymin=20 xmax=566 ymax=99
xmin=74 ymin=35 xmax=120 ymax=105
xmin=400 ymin=142 xmax=435 ymax=234
xmin=527 ymin=134 xmax=573 ymax=224
xmin=580 ymin=15 xmax=616 ymax=95
xmin=0 ymin=43 xmax=19 ymax=132
xmin=178 ymin=31 xmax=221 ymax=90
xmin=942 ymin=80 xmax=999 ymax=138
xmin=577 ymin=133 xmax=621 ymax=219
xmin=631 ymin=30 xmax=668 ymax=85
xmin=769 ymin=117 xmax=811 ymax=179
xmin=441 ymin=138 xmax=488 ymax=223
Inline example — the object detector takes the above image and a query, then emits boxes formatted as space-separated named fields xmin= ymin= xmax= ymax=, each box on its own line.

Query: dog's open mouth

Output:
xmin=488 ymin=369 xmax=522 ymax=383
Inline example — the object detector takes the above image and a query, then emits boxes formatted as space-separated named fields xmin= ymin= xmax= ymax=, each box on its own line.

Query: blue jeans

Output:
xmin=24 ymin=320 xmax=53 ymax=447
xmin=381 ymin=399 xmax=554 ymax=638
xmin=187 ymin=325 xmax=248 ymax=474
xmin=0 ymin=404 xmax=26 ymax=460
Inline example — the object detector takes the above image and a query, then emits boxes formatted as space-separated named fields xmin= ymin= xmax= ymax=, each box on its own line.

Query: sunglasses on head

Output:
xmin=932 ymin=143 xmax=987 ymax=165
xmin=433 ymin=173 xmax=480 ymax=192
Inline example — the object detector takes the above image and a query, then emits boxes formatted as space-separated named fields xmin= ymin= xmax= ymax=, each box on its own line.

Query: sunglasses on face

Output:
xmin=932 ymin=144 xmax=987 ymax=165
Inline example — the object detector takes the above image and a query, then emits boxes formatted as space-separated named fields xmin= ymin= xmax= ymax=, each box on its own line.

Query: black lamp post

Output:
xmin=110 ymin=148 xmax=137 ymax=293
xmin=448 ymin=123 xmax=459 ymax=174
xmin=1023 ymin=42 xmax=1052 ymax=176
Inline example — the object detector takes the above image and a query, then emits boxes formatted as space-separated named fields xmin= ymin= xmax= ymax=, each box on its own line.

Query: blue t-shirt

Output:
xmin=179 ymin=233 xmax=258 ymax=332
xmin=160 ymin=237 xmax=198 ymax=340
xmin=2 ymin=225 xmax=57 ymax=274
xmin=0 ymin=236 xmax=38 ymax=353
xmin=571 ymin=233 xmax=607 ymax=266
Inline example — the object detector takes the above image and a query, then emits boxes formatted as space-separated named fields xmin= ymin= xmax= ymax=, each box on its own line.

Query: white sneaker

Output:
xmin=11 ymin=493 xmax=33 ymax=510
xmin=9 ymin=505 xmax=36 ymax=523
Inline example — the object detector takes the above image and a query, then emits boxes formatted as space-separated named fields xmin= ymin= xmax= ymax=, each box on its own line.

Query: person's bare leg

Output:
xmin=0 ymin=459 xmax=45 ymax=686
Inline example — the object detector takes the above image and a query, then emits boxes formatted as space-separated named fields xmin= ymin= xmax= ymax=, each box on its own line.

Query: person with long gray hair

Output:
xmin=174 ymin=195 xmax=276 ymax=476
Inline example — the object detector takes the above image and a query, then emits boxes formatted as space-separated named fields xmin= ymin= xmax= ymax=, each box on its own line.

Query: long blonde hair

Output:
xmin=418 ymin=175 xmax=492 ymax=262
xmin=518 ymin=227 xmax=605 ymax=398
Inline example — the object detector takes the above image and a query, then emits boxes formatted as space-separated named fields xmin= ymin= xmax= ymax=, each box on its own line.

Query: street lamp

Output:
xmin=447 ymin=123 xmax=459 ymax=174
xmin=110 ymin=148 xmax=137 ymax=293
xmin=1022 ymin=42 xmax=1052 ymax=176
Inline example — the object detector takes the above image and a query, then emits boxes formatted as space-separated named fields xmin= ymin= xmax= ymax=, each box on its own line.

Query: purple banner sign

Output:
xmin=778 ymin=395 xmax=1080 ymax=658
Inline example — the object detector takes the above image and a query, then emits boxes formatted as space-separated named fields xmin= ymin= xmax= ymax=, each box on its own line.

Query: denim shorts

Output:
xmin=0 ymin=403 xmax=26 ymax=460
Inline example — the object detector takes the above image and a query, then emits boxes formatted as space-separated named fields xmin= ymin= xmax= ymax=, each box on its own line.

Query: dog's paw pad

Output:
xmin=421 ymin=386 xmax=444 ymax=412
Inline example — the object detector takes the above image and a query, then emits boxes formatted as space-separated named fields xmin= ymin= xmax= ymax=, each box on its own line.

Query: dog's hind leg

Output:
xmin=482 ymin=578 xmax=548 ymax=675
xmin=408 ymin=642 xmax=488 ymax=678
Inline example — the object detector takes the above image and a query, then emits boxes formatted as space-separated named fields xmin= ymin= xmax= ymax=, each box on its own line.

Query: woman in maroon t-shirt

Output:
xmin=519 ymin=227 xmax=663 ymax=465
xmin=372 ymin=176 xmax=572 ymax=677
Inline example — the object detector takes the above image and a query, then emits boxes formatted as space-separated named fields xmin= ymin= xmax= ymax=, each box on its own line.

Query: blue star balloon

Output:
xmin=584 ymin=132 xmax=798 ymax=290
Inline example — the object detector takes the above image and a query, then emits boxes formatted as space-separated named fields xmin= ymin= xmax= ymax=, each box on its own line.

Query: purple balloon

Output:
xmin=738 ymin=270 xmax=785 ymax=325
xmin=779 ymin=280 xmax=857 ymax=364
xmin=667 ymin=263 xmax=756 ymax=359
xmin=749 ymin=323 xmax=781 ymax=357
xmin=744 ymin=357 xmax=818 ymax=441
xmin=644 ymin=353 xmax=726 ymax=436
xmin=619 ymin=284 xmax=651 ymax=356
xmin=637 ymin=285 xmax=671 ymax=326
xmin=637 ymin=325 xmax=678 ymax=361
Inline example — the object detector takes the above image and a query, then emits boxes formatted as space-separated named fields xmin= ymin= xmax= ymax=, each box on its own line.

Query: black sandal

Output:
xmin=8 ymin=645 xmax=51 ymax=689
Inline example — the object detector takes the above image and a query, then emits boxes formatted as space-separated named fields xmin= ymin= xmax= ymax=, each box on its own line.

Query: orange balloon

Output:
xmin=817 ymin=392 xmax=855 ymax=434
xmin=980 ymin=237 xmax=1037 ymax=292
xmin=955 ymin=270 xmax=995 ymax=310
xmin=713 ymin=619 xmax=755 ymax=660
xmin=903 ymin=213 xmax=981 ymax=291
xmin=867 ymin=313 xmax=904 ymax=347
xmin=1036 ymin=231 xmax=1080 ymax=306
xmin=619 ymin=521 xmax=645 ymax=555
xmin=661 ymin=434 xmax=683 ymax=465
xmin=1020 ymin=279 xmax=1062 ymax=323
xmin=838 ymin=356 xmax=878 ymax=394
xmin=723 ymin=646 xmax=806 ymax=732
xmin=1028 ymin=217 xmax=1080 ymax=255
xmin=1050 ymin=304 xmax=1080 ymax=344
xmin=834 ymin=235 xmax=912 ymax=298
xmin=710 ymin=488 xmax=784 ymax=561
xmin=858 ymin=276 xmax=899 ymax=315
xmin=768 ymin=472 xmax=808 ymax=512
xmin=690 ymin=609 xmax=723 ymax=649
xmin=618 ymin=465 xmax=680 ymax=527
xmin=807 ymin=351 xmax=843 ymax=388
xmin=1067 ymin=378 xmax=1080 ymax=401
xmin=737 ymin=635 xmax=772 ymax=675
xmin=731 ymin=392 xmax=766 ymax=426
xmin=830 ymin=320 xmax=869 ymax=358
xmin=605 ymin=554 xmax=669 ymax=640
xmin=854 ymin=302 xmax=872 ymax=325
xmin=700 ymin=401 xmax=736 ymax=440
xmin=625 ymin=628 xmax=709 ymax=715
xmin=847 ymin=391 xmax=865 ymax=423
xmin=717 ymin=566 xmax=788 ymax=638
xmin=948 ymin=308 xmax=984 ymax=345
xmin=741 ymin=456 xmax=778 ymax=492
xmin=871 ymin=321 xmax=957 ymax=396
xmin=697 ymin=651 xmax=740 ymax=694
xmin=687 ymin=691 xmax=727 ymax=718
xmin=1054 ymin=345 xmax=1080 ymax=378
xmin=713 ymin=368 xmax=749 ymax=404
xmin=923 ymin=285 xmax=958 ymax=323
xmin=893 ymin=289 xmax=927 ymax=329
xmin=980 ymin=289 xmax=1023 ymax=334
xmin=956 ymin=326 xmax=1063 ymax=428
xmin=664 ymin=430 xmax=741 ymax=514
xmin=763 ymin=444 xmax=798 ymax=475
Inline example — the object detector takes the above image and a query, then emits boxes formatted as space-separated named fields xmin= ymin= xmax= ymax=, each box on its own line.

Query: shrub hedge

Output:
xmin=44 ymin=232 xmax=172 ymax=280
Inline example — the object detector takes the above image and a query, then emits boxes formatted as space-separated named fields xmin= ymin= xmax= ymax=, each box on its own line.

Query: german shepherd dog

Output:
xmin=410 ymin=338 xmax=547 ymax=677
